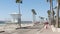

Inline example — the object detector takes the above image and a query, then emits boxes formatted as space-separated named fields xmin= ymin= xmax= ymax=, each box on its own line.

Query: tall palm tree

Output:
xmin=39 ymin=16 xmax=41 ymax=23
xmin=39 ymin=16 xmax=44 ymax=23
xmin=47 ymin=0 xmax=54 ymax=25
xmin=52 ymin=10 xmax=55 ymax=25
xmin=46 ymin=18 xmax=47 ymax=20
xmin=16 ymin=0 xmax=22 ymax=28
xmin=47 ymin=0 xmax=52 ymax=12
xmin=53 ymin=6 xmax=58 ymax=27
xmin=56 ymin=0 xmax=60 ymax=28
xmin=47 ymin=10 xmax=51 ymax=24
xmin=31 ymin=9 xmax=37 ymax=24
xmin=54 ymin=6 xmax=57 ymax=9
xmin=41 ymin=17 xmax=44 ymax=22
xmin=47 ymin=10 xmax=51 ymax=16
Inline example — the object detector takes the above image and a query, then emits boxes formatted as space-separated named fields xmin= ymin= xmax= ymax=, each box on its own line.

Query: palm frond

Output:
xmin=41 ymin=17 xmax=44 ymax=19
xmin=47 ymin=10 xmax=51 ymax=15
xmin=54 ymin=6 xmax=57 ymax=9
xmin=16 ymin=0 xmax=19 ymax=3
xmin=20 ymin=0 xmax=22 ymax=3
xmin=47 ymin=0 xmax=49 ymax=2
xmin=47 ymin=0 xmax=53 ymax=2
xmin=32 ymin=9 xmax=37 ymax=15
xmin=53 ymin=10 xmax=55 ymax=15
xmin=16 ymin=0 xmax=22 ymax=3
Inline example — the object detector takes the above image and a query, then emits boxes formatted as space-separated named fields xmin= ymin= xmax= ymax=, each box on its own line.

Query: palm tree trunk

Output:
xmin=50 ymin=0 xmax=51 ymax=25
xmin=51 ymin=0 xmax=54 ymax=25
xmin=18 ymin=3 xmax=21 ymax=28
xmin=50 ymin=0 xmax=53 ymax=25
xmin=48 ymin=15 xmax=50 ymax=24
xmin=33 ymin=14 xmax=36 ymax=24
xmin=50 ymin=0 xmax=54 ymax=25
xmin=56 ymin=1 xmax=59 ymax=28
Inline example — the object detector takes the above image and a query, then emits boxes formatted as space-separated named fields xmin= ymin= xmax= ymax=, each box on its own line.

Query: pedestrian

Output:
xmin=44 ymin=21 xmax=49 ymax=29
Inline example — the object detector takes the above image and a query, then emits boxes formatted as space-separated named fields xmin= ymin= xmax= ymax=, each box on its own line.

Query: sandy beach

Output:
xmin=0 ymin=23 xmax=44 ymax=34
xmin=0 ymin=24 xmax=33 ymax=31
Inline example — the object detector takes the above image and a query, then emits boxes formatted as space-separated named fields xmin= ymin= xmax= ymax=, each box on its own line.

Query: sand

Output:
xmin=0 ymin=24 xmax=33 ymax=30
xmin=0 ymin=23 xmax=44 ymax=34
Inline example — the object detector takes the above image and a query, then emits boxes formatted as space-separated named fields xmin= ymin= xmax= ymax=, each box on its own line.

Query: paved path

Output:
xmin=38 ymin=25 xmax=60 ymax=34
xmin=14 ymin=29 xmax=39 ymax=34
xmin=24 ymin=29 xmax=39 ymax=34
xmin=1 ymin=25 xmax=60 ymax=34
xmin=0 ymin=29 xmax=40 ymax=34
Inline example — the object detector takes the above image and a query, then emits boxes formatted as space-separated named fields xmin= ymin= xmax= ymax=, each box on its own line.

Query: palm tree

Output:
xmin=52 ymin=10 xmax=55 ymax=25
xmin=47 ymin=10 xmax=51 ymax=16
xmin=46 ymin=18 xmax=47 ymax=20
xmin=40 ymin=17 xmax=44 ymax=20
xmin=47 ymin=0 xmax=54 ymax=25
xmin=39 ymin=16 xmax=44 ymax=23
xmin=47 ymin=10 xmax=51 ymax=24
xmin=56 ymin=0 xmax=60 ymax=28
xmin=16 ymin=0 xmax=22 ymax=28
xmin=39 ymin=16 xmax=41 ymax=23
xmin=47 ymin=0 xmax=52 ymax=12
xmin=53 ymin=6 xmax=58 ymax=27
xmin=54 ymin=6 xmax=57 ymax=9
xmin=41 ymin=17 xmax=44 ymax=22
xmin=31 ymin=9 xmax=37 ymax=24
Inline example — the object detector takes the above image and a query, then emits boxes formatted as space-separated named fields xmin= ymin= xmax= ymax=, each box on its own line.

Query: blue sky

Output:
xmin=0 ymin=0 xmax=57 ymax=21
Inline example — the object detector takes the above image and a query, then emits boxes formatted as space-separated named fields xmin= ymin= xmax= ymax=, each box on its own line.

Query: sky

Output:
xmin=0 ymin=0 xmax=57 ymax=21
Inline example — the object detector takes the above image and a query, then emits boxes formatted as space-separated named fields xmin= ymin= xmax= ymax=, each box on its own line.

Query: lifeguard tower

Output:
xmin=10 ymin=12 xmax=21 ymax=23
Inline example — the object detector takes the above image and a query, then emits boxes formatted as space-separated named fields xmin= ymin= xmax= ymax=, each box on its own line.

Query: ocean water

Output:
xmin=0 ymin=21 xmax=32 ymax=25
xmin=21 ymin=21 xmax=32 ymax=24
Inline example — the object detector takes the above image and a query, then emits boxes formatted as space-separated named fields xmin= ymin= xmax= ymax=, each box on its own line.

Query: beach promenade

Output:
xmin=0 ymin=24 xmax=43 ymax=34
xmin=37 ymin=25 xmax=60 ymax=34
xmin=0 ymin=24 xmax=60 ymax=34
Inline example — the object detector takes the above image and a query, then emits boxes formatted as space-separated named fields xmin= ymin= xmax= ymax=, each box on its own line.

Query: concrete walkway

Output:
xmin=1 ymin=25 xmax=60 ymax=34
xmin=38 ymin=25 xmax=60 ymax=34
